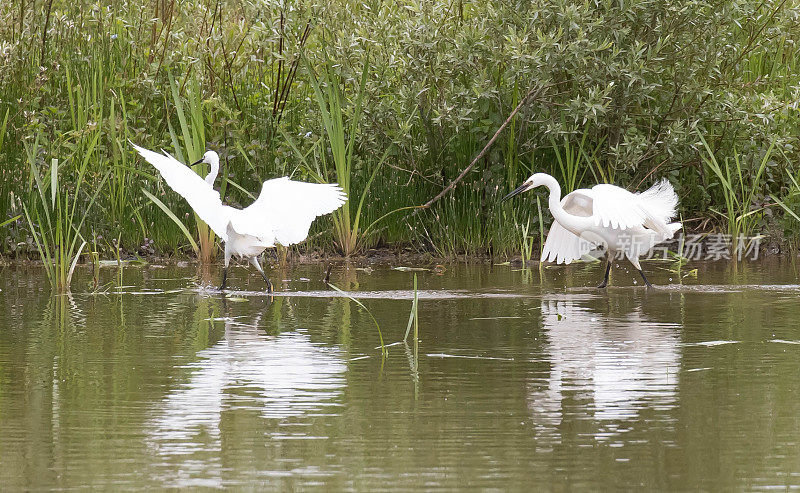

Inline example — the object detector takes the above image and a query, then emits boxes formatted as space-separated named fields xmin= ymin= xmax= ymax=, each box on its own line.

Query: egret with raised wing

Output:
xmin=504 ymin=173 xmax=680 ymax=287
xmin=132 ymin=144 xmax=346 ymax=292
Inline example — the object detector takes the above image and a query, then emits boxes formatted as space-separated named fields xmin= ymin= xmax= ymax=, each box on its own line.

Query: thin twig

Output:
xmin=273 ymin=8 xmax=285 ymax=118
xmin=275 ymin=21 xmax=311 ymax=128
xmin=40 ymin=0 xmax=55 ymax=65
xmin=416 ymin=83 xmax=552 ymax=211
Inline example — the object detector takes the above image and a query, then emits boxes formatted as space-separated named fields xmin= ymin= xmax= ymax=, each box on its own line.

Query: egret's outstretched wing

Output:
xmin=542 ymin=195 xmax=596 ymax=264
xmin=541 ymin=222 xmax=597 ymax=264
xmin=131 ymin=143 xmax=230 ymax=240
xmin=233 ymin=177 xmax=346 ymax=246
xmin=567 ymin=180 xmax=677 ymax=236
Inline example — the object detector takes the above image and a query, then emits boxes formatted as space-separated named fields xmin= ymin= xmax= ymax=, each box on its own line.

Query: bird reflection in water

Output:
xmin=528 ymin=294 xmax=680 ymax=442
xmin=147 ymin=297 xmax=346 ymax=487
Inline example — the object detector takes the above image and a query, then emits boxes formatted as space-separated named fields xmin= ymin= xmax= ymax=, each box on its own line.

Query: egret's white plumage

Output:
xmin=505 ymin=172 xmax=680 ymax=287
xmin=132 ymin=143 xmax=346 ymax=290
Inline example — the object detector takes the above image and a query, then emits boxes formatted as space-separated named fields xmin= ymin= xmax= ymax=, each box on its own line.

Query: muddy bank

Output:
xmin=0 ymin=234 xmax=793 ymax=269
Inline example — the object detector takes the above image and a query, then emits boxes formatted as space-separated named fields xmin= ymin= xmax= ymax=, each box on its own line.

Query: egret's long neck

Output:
xmin=204 ymin=160 xmax=219 ymax=186
xmin=542 ymin=174 xmax=588 ymax=235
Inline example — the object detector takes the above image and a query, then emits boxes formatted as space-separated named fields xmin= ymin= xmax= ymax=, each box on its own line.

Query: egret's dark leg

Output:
xmin=220 ymin=268 xmax=228 ymax=290
xmin=323 ymin=265 xmax=332 ymax=285
xmin=220 ymin=242 xmax=231 ymax=290
xmin=638 ymin=269 xmax=654 ymax=288
xmin=250 ymin=256 xmax=273 ymax=293
xmin=597 ymin=258 xmax=611 ymax=289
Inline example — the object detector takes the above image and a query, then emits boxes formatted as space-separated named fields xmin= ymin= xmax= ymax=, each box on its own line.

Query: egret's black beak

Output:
xmin=190 ymin=158 xmax=203 ymax=166
xmin=502 ymin=182 xmax=531 ymax=202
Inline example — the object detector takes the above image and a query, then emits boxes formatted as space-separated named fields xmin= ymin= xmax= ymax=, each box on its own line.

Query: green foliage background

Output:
xmin=1 ymin=0 xmax=799 ymax=259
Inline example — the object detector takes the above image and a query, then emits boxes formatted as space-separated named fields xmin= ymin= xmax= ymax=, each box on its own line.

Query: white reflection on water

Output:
xmin=147 ymin=320 xmax=346 ymax=487
xmin=529 ymin=294 xmax=680 ymax=442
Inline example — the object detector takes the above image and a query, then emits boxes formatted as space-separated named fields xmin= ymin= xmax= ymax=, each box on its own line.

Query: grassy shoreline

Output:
xmin=2 ymin=1 xmax=800 ymax=289
xmin=0 ymin=233 xmax=791 ymax=268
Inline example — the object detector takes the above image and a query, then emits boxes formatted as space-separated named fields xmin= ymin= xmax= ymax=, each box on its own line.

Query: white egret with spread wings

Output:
xmin=132 ymin=143 xmax=346 ymax=292
xmin=504 ymin=173 xmax=680 ymax=287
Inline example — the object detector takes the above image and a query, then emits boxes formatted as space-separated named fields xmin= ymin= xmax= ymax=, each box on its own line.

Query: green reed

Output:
xmin=403 ymin=273 xmax=420 ymax=380
xmin=551 ymin=133 xmax=589 ymax=194
xmin=698 ymin=131 xmax=774 ymax=254
xmin=301 ymin=53 xmax=382 ymax=257
xmin=403 ymin=274 xmax=419 ymax=348
xmin=22 ymin=135 xmax=107 ymax=291
xmin=769 ymin=147 xmax=800 ymax=245
xmin=0 ymin=108 xmax=7 ymax=157
xmin=169 ymin=76 xmax=216 ymax=263
xmin=140 ymin=75 xmax=214 ymax=261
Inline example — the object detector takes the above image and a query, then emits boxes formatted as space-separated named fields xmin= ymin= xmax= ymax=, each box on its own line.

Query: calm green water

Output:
xmin=1 ymin=260 xmax=799 ymax=490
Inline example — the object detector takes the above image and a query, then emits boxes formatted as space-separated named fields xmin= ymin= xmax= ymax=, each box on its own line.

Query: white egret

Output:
xmin=132 ymin=143 xmax=346 ymax=292
xmin=504 ymin=173 xmax=681 ymax=287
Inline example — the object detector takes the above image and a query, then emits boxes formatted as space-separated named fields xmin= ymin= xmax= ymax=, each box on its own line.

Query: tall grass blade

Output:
xmin=142 ymin=189 xmax=200 ymax=253
xmin=0 ymin=108 xmax=8 ymax=154
xmin=0 ymin=215 xmax=21 ymax=228
xmin=67 ymin=241 xmax=87 ymax=287
xmin=167 ymin=74 xmax=213 ymax=262
xmin=403 ymin=273 xmax=419 ymax=343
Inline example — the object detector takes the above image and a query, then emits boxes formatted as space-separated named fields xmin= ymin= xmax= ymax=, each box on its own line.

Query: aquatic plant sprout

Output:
xmin=325 ymin=281 xmax=387 ymax=357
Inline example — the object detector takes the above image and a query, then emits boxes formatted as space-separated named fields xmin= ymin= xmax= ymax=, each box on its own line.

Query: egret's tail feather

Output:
xmin=638 ymin=178 xmax=678 ymax=223
xmin=665 ymin=222 xmax=682 ymax=239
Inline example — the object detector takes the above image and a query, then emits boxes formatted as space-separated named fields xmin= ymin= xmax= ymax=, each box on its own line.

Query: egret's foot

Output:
xmin=596 ymin=280 xmax=608 ymax=289
xmin=266 ymin=278 xmax=274 ymax=293
xmin=323 ymin=265 xmax=332 ymax=285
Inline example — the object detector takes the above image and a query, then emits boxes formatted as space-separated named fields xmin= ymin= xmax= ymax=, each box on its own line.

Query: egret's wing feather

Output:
xmin=542 ymin=195 xmax=596 ymax=264
xmin=131 ymin=143 xmax=230 ymax=240
xmin=587 ymin=181 xmax=677 ymax=236
xmin=561 ymin=190 xmax=594 ymax=217
xmin=232 ymin=177 xmax=346 ymax=246
xmin=541 ymin=221 xmax=595 ymax=264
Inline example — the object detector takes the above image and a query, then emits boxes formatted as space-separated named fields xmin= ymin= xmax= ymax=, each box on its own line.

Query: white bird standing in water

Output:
xmin=132 ymin=144 xmax=346 ymax=292
xmin=504 ymin=173 xmax=680 ymax=287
